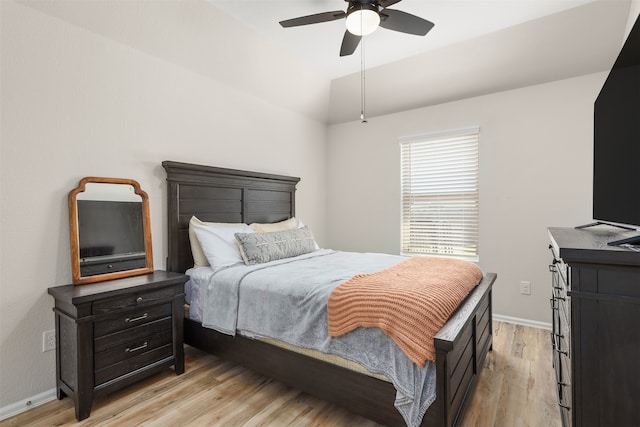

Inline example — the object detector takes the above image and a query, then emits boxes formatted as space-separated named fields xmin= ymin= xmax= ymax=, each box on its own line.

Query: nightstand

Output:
xmin=47 ymin=271 xmax=188 ymax=421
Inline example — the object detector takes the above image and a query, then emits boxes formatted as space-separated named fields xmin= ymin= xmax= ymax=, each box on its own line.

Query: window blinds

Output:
xmin=400 ymin=127 xmax=480 ymax=261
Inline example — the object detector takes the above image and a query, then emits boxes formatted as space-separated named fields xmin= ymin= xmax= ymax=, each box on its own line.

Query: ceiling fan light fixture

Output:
xmin=345 ymin=5 xmax=380 ymax=36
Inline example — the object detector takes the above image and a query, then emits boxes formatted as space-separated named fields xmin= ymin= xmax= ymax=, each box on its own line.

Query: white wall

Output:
xmin=326 ymin=72 xmax=607 ymax=324
xmin=0 ymin=0 xmax=328 ymax=410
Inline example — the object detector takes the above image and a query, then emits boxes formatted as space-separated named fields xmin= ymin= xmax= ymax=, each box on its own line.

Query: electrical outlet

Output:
xmin=42 ymin=330 xmax=56 ymax=352
xmin=520 ymin=281 xmax=531 ymax=295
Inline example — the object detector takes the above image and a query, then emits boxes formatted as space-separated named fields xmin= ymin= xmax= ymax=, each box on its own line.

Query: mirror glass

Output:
xmin=69 ymin=177 xmax=153 ymax=284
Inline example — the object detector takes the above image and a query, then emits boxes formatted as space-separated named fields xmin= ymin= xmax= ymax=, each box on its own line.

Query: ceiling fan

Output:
xmin=279 ymin=0 xmax=435 ymax=57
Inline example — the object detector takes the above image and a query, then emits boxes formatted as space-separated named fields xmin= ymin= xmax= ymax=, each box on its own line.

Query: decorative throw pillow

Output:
xmin=250 ymin=217 xmax=299 ymax=233
xmin=234 ymin=227 xmax=317 ymax=265
xmin=191 ymin=219 xmax=254 ymax=270
xmin=189 ymin=216 xmax=249 ymax=268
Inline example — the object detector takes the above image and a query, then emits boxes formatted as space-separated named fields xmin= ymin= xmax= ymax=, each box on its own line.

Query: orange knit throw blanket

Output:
xmin=327 ymin=256 xmax=483 ymax=366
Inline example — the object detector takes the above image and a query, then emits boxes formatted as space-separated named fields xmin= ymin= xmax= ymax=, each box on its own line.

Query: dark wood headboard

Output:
xmin=162 ymin=161 xmax=300 ymax=273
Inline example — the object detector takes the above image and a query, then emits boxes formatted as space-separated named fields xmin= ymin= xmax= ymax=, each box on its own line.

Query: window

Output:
xmin=400 ymin=127 xmax=479 ymax=261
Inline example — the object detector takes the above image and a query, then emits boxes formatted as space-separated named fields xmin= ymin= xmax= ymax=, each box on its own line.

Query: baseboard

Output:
xmin=494 ymin=314 xmax=551 ymax=330
xmin=0 ymin=388 xmax=57 ymax=421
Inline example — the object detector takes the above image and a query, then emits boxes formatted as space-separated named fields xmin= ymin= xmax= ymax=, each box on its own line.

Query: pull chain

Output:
xmin=360 ymin=7 xmax=367 ymax=124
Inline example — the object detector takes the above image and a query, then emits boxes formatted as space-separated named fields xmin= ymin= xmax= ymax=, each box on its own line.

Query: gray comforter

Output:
xmin=202 ymin=249 xmax=437 ymax=427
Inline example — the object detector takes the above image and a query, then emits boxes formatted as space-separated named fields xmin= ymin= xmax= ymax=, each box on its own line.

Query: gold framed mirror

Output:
xmin=68 ymin=177 xmax=153 ymax=285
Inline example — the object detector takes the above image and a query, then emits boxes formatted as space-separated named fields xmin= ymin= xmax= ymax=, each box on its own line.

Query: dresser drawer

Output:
xmin=559 ymin=311 xmax=570 ymax=355
xmin=94 ymin=344 xmax=173 ymax=386
xmin=558 ymin=351 xmax=572 ymax=424
xmin=94 ymin=317 xmax=172 ymax=353
xmin=557 ymin=332 xmax=571 ymax=369
xmin=94 ymin=303 xmax=172 ymax=338
xmin=559 ymin=351 xmax=571 ymax=395
xmin=558 ymin=296 xmax=570 ymax=325
xmin=552 ymin=336 xmax=561 ymax=382
xmin=94 ymin=329 xmax=173 ymax=370
xmin=92 ymin=287 xmax=177 ymax=314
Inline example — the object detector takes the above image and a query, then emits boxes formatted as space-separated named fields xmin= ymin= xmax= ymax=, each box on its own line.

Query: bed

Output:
xmin=162 ymin=160 xmax=496 ymax=427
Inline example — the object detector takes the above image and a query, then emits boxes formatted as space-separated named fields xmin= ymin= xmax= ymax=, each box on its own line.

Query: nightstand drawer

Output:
xmin=94 ymin=329 xmax=173 ymax=370
xmin=92 ymin=287 xmax=177 ymax=314
xmin=94 ymin=344 xmax=173 ymax=386
xmin=94 ymin=317 xmax=172 ymax=353
xmin=94 ymin=303 xmax=172 ymax=337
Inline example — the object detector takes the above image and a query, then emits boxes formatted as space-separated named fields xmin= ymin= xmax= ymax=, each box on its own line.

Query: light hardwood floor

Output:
xmin=1 ymin=322 xmax=560 ymax=427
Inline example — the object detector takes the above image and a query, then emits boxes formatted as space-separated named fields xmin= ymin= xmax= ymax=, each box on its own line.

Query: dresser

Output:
xmin=48 ymin=271 xmax=188 ymax=421
xmin=548 ymin=227 xmax=640 ymax=427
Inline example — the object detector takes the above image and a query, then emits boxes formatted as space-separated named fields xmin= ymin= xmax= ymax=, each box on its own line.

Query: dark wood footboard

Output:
xmin=432 ymin=272 xmax=495 ymax=427
xmin=184 ymin=273 xmax=495 ymax=427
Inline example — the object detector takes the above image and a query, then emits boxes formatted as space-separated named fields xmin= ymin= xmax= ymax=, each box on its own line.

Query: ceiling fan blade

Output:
xmin=340 ymin=30 xmax=361 ymax=56
xmin=379 ymin=9 xmax=434 ymax=36
xmin=379 ymin=0 xmax=402 ymax=8
xmin=280 ymin=10 xmax=346 ymax=28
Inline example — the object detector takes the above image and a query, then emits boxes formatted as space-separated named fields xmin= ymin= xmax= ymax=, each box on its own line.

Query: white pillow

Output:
xmin=251 ymin=217 xmax=299 ymax=233
xmin=189 ymin=217 xmax=253 ymax=269
xmin=189 ymin=216 xmax=246 ymax=268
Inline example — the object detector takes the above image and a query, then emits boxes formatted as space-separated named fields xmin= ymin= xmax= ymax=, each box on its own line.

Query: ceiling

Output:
xmin=21 ymin=0 xmax=633 ymax=124
xmin=210 ymin=0 xmax=601 ymax=79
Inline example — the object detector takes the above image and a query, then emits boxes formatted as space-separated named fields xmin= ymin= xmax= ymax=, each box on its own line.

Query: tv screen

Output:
xmin=77 ymin=200 xmax=146 ymax=267
xmin=593 ymin=15 xmax=640 ymax=230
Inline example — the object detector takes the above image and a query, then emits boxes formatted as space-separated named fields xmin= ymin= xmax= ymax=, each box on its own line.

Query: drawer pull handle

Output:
xmin=125 ymin=313 xmax=148 ymax=323
xmin=125 ymin=342 xmax=148 ymax=353
xmin=136 ymin=297 xmax=143 ymax=304
xmin=555 ymin=383 xmax=571 ymax=411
